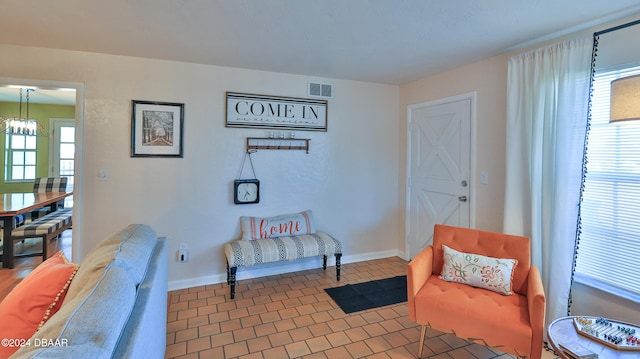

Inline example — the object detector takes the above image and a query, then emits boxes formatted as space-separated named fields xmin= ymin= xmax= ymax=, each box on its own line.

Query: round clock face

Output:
xmin=235 ymin=180 xmax=259 ymax=204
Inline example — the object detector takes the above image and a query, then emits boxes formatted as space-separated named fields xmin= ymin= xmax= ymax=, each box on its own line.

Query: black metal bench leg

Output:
xmin=42 ymin=236 xmax=47 ymax=261
xmin=335 ymin=253 xmax=341 ymax=281
xmin=322 ymin=255 xmax=327 ymax=270
xmin=229 ymin=266 xmax=237 ymax=299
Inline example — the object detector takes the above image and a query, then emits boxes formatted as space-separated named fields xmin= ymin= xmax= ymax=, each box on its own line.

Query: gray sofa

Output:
xmin=12 ymin=224 xmax=168 ymax=359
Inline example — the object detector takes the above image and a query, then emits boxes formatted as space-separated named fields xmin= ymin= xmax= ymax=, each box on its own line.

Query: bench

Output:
xmin=224 ymin=231 xmax=342 ymax=299
xmin=10 ymin=208 xmax=73 ymax=261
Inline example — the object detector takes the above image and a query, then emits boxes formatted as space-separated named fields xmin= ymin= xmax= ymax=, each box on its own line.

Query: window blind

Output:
xmin=574 ymin=64 xmax=640 ymax=301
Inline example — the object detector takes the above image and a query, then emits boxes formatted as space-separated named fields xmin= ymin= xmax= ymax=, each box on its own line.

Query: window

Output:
xmin=4 ymin=133 xmax=37 ymax=181
xmin=574 ymin=64 xmax=640 ymax=301
xmin=51 ymin=120 xmax=75 ymax=208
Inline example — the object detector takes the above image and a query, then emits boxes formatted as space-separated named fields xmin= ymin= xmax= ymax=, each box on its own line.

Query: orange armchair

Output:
xmin=408 ymin=224 xmax=545 ymax=359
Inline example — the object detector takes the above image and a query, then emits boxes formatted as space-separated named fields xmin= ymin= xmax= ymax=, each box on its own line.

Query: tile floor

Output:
xmin=166 ymin=257 xmax=558 ymax=359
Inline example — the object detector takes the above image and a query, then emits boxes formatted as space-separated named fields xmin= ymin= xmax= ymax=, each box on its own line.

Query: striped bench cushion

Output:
xmin=12 ymin=208 xmax=72 ymax=237
xmin=225 ymin=231 xmax=342 ymax=267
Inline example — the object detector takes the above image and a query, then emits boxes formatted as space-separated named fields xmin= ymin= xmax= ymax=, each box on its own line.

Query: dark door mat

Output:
xmin=324 ymin=275 xmax=407 ymax=314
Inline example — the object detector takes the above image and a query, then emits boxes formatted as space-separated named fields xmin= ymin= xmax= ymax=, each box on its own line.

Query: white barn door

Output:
xmin=406 ymin=94 xmax=474 ymax=259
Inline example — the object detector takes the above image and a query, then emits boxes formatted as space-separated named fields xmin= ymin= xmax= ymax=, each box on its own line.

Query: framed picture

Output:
xmin=131 ymin=100 xmax=184 ymax=157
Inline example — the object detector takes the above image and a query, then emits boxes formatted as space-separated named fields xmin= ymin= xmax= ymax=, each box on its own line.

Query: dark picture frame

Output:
xmin=131 ymin=100 xmax=184 ymax=157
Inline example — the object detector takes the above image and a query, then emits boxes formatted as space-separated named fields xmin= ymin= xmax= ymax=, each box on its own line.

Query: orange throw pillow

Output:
xmin=0 ymin=251 xmax=78 ymax=359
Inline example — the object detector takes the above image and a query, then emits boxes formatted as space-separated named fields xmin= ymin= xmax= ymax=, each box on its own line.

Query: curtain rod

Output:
xmin=594 ymin=18 xmax=640 ymax=37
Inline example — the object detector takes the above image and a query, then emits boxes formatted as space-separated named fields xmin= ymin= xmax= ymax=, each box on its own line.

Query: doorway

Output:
xmin=0 ymin=77 xmax=84 ymax=262
xmin=49 ymin=118 xmax=76 ymax=208
xmin=406 ymin=93 xmax=475 ymax=259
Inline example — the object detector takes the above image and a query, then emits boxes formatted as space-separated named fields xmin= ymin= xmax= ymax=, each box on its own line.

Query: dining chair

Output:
xmin=31 ymin=177 xmax=69 ymax=219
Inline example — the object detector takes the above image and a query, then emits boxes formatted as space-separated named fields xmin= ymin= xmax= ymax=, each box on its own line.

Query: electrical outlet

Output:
xmin=178 ymin=243 xmax=189 ymax=262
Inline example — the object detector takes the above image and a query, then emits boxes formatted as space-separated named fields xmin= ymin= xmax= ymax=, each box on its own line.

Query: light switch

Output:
xmin=99 ymin=169 xmax=109 ymax=181
xmin=480 ymin=171 xmax=489 ymax=185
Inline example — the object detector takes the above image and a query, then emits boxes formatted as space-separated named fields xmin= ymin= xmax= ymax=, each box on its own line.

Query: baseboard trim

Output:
xmin=168 ymin=249 xmax=403 ymax=291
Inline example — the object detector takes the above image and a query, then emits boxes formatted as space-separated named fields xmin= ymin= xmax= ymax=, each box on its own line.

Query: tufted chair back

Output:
xmin=432 ymin=224 xmax=531 ymax=295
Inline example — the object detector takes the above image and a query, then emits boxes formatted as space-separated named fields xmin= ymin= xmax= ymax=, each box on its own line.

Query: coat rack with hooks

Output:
xmin=246 ymin=137 xmax=310 ymax=154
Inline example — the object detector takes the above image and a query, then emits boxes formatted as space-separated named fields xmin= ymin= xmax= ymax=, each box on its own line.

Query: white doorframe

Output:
xmin=49 ymin=118 xmax=76 ymax=176
xmin=0 ymin=77 xmax=85 ymax=263
xmin=405 ymin=92 xmax=477 ymax=260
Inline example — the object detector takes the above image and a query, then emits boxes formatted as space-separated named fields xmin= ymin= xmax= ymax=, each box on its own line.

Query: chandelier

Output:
xmin=1 ymin=88 xmax=47 ymax=136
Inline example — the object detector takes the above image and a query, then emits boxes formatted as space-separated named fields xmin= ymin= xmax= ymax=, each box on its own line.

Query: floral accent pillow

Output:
xmin=439 ymin=245 xmax=518 ymax=295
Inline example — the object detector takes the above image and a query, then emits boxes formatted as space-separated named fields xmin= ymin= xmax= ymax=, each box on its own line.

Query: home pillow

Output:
xmin=241 ymin=210 xmax=316 ymax=240
xmin=0 ymin=251 xmax=78 ymax=358
xmin=439 ymin=245 xmax=518 ymax=295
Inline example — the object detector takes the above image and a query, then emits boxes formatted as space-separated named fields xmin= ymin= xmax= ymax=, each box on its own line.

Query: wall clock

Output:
xmin=234 ymin=179 xmax=260 ymax=204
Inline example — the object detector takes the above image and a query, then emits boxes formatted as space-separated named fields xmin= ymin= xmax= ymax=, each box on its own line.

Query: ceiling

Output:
xmin=0 ymin=87 xmax=76 ymax=106
xmin=1 ymin=1 xmax=640 ymax=104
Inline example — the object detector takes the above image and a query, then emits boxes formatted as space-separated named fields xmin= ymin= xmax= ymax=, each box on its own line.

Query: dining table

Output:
xmin=0 ymin=191 xmax=73 ymax=269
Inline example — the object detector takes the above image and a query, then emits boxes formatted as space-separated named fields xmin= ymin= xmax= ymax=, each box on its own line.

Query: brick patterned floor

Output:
xmin=166 ymin=257 xmax=557 ymax=359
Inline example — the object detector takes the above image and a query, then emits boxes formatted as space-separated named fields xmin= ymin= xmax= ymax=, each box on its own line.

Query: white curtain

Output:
xmin=504 ymin=37 xmax=592 ymax=328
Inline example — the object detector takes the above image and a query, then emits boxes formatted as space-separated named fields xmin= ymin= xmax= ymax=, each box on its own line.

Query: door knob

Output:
xmin=458 ymin=196 xmax=467 ymax=202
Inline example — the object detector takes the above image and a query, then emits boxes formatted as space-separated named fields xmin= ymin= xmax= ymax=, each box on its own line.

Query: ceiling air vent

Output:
xmin=308 ymin=82 xmax=333 ymax=98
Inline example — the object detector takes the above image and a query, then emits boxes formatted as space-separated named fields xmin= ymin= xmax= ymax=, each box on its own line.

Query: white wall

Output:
xmin=0 ymin=44 xmax=400 ymax=289
xmin=571 ymin=282 xmax=640 ymax=324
